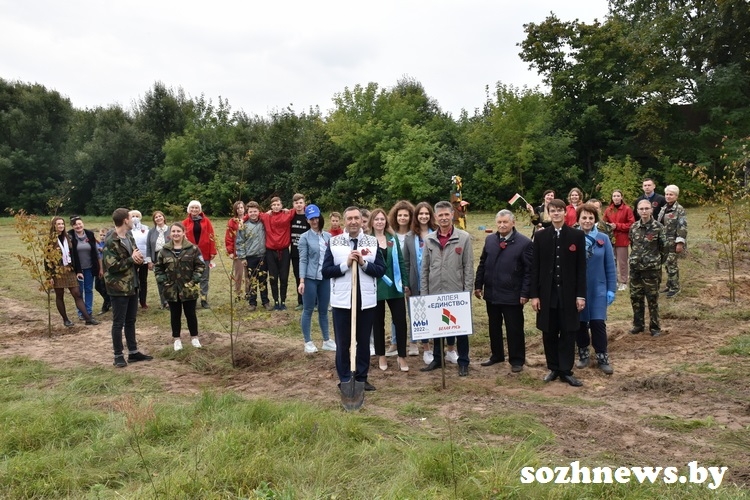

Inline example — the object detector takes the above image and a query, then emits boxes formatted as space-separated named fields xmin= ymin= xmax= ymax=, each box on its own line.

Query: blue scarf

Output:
xmin=381 ymin=235 xmax=403 ymax=293
xmin=584 ymin=226 xmax=599 ymax=260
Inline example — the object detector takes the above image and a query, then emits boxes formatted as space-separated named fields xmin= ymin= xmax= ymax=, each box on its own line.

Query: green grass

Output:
xmin=2 ymin=356 xmax=748 ymax=498
xmin=718 ymin=335 xmax=750 ymax=356
xmin=643 ymin=415 xmax=717 ymax=432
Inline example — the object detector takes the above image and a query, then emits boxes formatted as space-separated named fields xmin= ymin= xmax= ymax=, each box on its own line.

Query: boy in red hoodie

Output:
xmin=258 ymin=197 xmax=295 ymax=310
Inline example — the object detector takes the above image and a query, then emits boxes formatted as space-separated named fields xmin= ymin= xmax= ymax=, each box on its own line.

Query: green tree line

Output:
xmin=1 ymin=0 xmax=748 ymax=216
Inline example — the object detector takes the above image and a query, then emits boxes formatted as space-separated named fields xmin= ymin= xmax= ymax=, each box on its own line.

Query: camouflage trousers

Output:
xmin=664 ymin=249 xmax=680 ymax=292
xmin=630 ymin=268 xmax=661 ymax=330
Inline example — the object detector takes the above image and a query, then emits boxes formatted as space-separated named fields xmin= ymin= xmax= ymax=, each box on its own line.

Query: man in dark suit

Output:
xmin=530 ymin=199 xmax=587 ymax=386
xmin=633 ymin=178 xmax=667 ymax=222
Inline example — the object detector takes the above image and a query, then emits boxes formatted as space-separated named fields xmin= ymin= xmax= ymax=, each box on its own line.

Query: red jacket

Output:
xmin=224 ymin=215 xmax=248 ymax=256
xmin=182 ymin=213 xmax=217 ymax=261
xmin=603 ymin=202 xmax=635 ymax=247
xmin=564 ymin=205 xmax=579 ymax=227
xmin=258 ymin=210 xmax=295 ymax=251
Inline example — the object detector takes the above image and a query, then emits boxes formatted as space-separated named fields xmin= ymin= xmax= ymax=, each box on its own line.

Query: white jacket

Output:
xmin=322 ymin=231 xmax=385 ymax=310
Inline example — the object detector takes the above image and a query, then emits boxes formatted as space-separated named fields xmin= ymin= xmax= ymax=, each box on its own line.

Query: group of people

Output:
xmin=43 ymin=178 xmax=686 ymax=403
xmin=227 ymin=196 xmax=444 ymax=368
xmin=46 ymin=201 xmax=222 ymax=366
xmin=517 ymin=179 xmax=687 ymax=384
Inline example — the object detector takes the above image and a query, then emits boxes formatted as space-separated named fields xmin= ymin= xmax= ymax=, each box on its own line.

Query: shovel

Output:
xmin=340 ymin=262 xmax=365 ymax=410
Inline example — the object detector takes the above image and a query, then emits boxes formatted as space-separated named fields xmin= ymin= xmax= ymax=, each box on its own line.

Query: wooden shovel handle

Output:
xmin=350 ymin=263 xmax=358 ymax=372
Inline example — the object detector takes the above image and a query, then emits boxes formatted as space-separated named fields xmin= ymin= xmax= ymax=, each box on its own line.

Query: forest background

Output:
xmin=1 ymin=0 xmax=749 ymax=217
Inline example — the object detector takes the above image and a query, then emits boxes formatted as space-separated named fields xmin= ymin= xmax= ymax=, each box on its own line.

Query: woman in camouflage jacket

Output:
xmin=155 ymin=222 xmax=206 ymax=351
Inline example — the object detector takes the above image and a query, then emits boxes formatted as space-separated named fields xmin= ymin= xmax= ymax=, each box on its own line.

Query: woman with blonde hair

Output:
xmin=182 ymin=200 xmax=217 ymax=309
xmin=155 ymin=222 xmax=205 ymax=350
xmin=147 ymin=210 xmax=171 ymax=308
xmin=564 ymin=188 xmax=584 ymax=227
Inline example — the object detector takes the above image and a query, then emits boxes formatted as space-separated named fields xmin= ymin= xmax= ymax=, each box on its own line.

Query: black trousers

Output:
xmin=291 ymin=246 xmax=303 ymax=306
xmin=576 ymin=320 xmax=608 ymax=353
xmin=135 ymin=264 xmax=149 ymax=306
xmin=95 ymin=275 xmax=110 ymax=306
xmin=374 ymin=298 xmax=408 ymax=357
xmin=332 ymin=306 xmax=376 ymax=383
xmin=486 ymin=302 xmax=526 ymax=366
xmin=169 ymin=299 xmax=199 ymax=338
xmin=266 ymin=248 xmax=290 ymax=304
xmin=433 ymin=335 xmax=470 ymax=366
xmin=542 ymin=298 xmax=575 ymax=375
xmin=110 ymin=295 xmax=139 ymax=356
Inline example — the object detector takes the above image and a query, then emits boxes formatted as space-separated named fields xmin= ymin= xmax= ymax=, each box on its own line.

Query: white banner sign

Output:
xmin=409 ymin=291 xmax=473 ymax=341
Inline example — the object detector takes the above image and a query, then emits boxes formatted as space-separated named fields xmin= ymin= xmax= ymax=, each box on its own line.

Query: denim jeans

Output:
xmin=300 ymin=278 xmax=330 ymax=342
xmin=111 ymin=295 xmax=139 ymax=356
xmin=77 ymin=267 xmax=94 ymax=317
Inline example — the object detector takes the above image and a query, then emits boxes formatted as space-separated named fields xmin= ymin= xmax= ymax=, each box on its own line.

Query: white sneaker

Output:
xmin=618 ymin=283 xmax=628 ymax=291
xmin=446 ymin=350 xmax=459 ymax=364
xmin=191 ymin=338 xmax=202 ymax=348
xmin=385 ymin=344 xmax=398 ymax=357
xmin=304 ymin=341 xmax=318 ymax=353
xmin=423 ymin=350 xmax=434 ymax=365
xmin=173 ymin=339 xmax=183 ymax=351
xmin=408 ymin=343 xmax=419 ymax=356
xmin=322 ymin=339 xmax=337 ymax=351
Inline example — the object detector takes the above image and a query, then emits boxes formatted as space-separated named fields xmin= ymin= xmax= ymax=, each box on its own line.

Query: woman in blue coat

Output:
xmin=297 ymin=204 xmax=335 ymax=354
xmin=576 ymin=203 xmax=617 ymax=374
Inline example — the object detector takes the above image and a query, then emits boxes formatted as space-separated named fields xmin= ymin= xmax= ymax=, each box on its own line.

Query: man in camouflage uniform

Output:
xmin=103 ymin=208 xmax=153 ymax=367
xmin=629 ymin=200 xmax=668 ymax=337
xmin=658 ymin=185 xmax=687 ymax=298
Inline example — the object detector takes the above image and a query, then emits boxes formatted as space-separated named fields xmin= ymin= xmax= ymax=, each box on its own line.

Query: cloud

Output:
xmin=0 ymin=0 xmax=608 ymax=116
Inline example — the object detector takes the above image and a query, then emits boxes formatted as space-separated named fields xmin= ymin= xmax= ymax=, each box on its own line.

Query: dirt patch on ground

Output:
xmin=2 ymin=278 xmax=750 ymax=487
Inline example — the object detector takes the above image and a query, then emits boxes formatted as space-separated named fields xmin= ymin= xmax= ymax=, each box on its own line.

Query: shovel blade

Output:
xmin=340 ymin=379 xmax=365 ymax=411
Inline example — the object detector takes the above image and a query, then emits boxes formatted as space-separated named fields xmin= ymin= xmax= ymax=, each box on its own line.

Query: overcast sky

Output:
xmin=1 ymin=0 xmax=608 ymax=118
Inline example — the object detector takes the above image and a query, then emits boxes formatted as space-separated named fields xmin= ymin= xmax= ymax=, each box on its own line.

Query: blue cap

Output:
xmin=305 ymin=204 xmax=321 ymax=219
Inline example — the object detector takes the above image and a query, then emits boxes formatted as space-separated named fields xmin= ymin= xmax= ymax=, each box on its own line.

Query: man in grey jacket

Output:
xmin=420 ymin=201 xmax=474 ymax=376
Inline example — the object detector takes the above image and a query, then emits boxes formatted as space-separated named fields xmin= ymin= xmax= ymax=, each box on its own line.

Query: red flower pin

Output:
xmin=569 ymin=244 xmax=576 ymax=251
xmin=387 ymin=240 xmax=394 ymax=247
xmin=360 ymin=248 xmax=370 ymax=256
xmin=499 ymin=241 xmax=507 ymax=250
xmin=596 ymin=239 xmax=604 ymax=247
xmin=455 ymin=247 xmax=463 ymax=255
xmin=645 ymin=234 xmax=654 ymax=241
xmin=652 ymin=201 xmax=659 ymax=207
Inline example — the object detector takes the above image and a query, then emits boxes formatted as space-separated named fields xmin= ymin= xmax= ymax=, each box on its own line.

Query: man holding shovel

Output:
xmin=323 ymin=206 xmax=386 ymax=410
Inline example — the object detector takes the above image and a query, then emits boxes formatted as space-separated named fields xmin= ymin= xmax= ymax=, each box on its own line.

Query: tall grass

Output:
xmin=1 ymin=357 xmax=748 ymax=498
